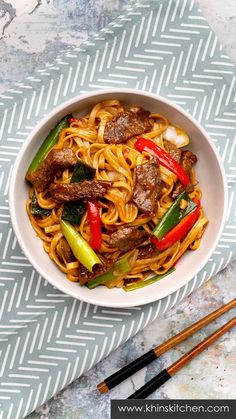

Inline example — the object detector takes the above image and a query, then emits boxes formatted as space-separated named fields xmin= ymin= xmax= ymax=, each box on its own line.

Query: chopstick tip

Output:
xmin=97 ymin=381 xmax=109 ymax=394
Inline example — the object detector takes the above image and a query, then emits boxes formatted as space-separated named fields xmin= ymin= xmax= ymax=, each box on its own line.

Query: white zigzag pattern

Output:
xmin=0 ymin=0 xmax=236 ymax=417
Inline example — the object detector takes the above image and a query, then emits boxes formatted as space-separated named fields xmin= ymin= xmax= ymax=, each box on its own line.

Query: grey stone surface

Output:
xmin=0 ymin=0 xmax=235 ymax=418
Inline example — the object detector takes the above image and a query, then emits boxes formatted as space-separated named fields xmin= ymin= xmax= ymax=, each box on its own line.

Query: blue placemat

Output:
xmin=0 ymin=1 xmax=236 ymax=417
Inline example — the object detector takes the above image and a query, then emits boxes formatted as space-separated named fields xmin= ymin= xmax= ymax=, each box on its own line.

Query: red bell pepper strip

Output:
xmin=68 ymin=117 xmax=77 ymax=124
xmin=135 ymin=138 xmax=190 ymax=187
xmin=86 ymin=200 xmax=102 ymax=251
xmin=150 ymin=199 xmax=200 ymax=251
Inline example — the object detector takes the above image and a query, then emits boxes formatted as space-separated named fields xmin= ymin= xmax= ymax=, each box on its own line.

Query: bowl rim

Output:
xmin=9 ymin=88 xmax=228 ymax=307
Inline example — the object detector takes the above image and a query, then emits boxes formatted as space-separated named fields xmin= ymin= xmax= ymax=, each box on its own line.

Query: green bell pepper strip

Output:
xmin=62 ymin=160 xmax=96 ymax=225
xmin=152 ymin=191 xmax=196 ymax=240
xmin=26 ymin=115 xmax=70 ymax=178
xmin=124 ymin=267 xmax=175 ymax=292
xmin=86 ymin=250 xmax=138 ymax=289
xmin=60 ymin=220 xmax=101 ymax=272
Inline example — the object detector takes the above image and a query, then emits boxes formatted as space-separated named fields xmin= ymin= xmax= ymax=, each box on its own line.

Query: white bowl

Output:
xmin=9 ymin=89 xmax=227 ymax=307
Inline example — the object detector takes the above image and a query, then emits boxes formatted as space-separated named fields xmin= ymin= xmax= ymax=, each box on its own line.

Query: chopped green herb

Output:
xmin=62 ymin=201 xmax=86 ymax=225
xmin=62 ymin=160 xmax=96 ymax=225
xmin=30 ymin=194 xmax=51 ymax=217
xmin=71 ymin=160 xmax=96 ymax=183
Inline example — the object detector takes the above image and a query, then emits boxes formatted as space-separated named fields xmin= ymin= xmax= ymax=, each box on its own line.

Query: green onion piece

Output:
xmin=60 ymin=220 xmax=101 ymax=272
xmin=62 ymin=161 xmax=96 ymax=225
xmin=153 ymin=191 xmax=196 ymax=240
xmin=86 ymin=250 xmax=138 ymax=289
xmin=30 ymin=193 xmax=51 ymax=217
xmin=124 ymin=267 xmax=175 ymax=292
xmin=26 ymin=115 xmax=70 ymax=177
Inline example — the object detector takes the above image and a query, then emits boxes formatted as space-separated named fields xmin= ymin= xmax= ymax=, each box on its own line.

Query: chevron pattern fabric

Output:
xmin=0 ymin=0 xmax=236 ymax=417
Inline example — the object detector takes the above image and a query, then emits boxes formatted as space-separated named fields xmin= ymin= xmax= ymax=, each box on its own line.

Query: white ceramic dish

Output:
xmin=9 ymin=89 xmax=227 ymax=307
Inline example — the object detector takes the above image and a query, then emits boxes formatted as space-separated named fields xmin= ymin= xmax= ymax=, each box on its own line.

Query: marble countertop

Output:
xmin=0 ymin=0 xmax=236 ymax=418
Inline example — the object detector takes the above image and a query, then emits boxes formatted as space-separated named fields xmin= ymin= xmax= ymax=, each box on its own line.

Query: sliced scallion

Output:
xmin=123 ymin=267 xmax=175 ymax=292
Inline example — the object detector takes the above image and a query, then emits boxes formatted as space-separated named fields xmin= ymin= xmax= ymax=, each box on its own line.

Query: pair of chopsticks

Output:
xmin=97 ymin=299 xmax=236 ymax=399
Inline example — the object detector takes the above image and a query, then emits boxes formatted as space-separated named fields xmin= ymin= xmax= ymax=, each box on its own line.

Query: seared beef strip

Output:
xmin=172 ymin=182 xmax=184 ymax=198
xmin=182 ymin=150 xmax=198 ymax=175
xmin=110 ymin=227 xmax=148 ymax=252
xmin=104 ymin=108 xmax=152 ymax=144
xmin=27 ymin=148 xmax=77 ymax=192
xmin=163 ymin=140 xmax=181 ymax=163
xmin=138 ymin=243 xmax=159 ymax=259
xmin=172 ymin=150 xmax=197 ymax=198
xmin=163 ymin=140 xmax=197 ymax=198
xmin=78 ymin=257 xmax=114 ymax=285
xmin=50 ymin=180 xmax=112 ymax=203
xmin=132 ymin=159 xmax=162 ymax=216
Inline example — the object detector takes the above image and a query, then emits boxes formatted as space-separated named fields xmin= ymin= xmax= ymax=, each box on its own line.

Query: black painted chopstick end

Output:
xmin=99 ymin=349 xmax=158 ymax=392
xmin=127 ymin=368 xmax=171 ymax=399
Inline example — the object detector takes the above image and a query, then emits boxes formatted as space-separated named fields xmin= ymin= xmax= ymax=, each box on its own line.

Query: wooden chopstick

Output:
xmin=97 ymin=299 xmax=236 ymax=394
xmin=127 ymin=317 xmax=236 ymax=399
